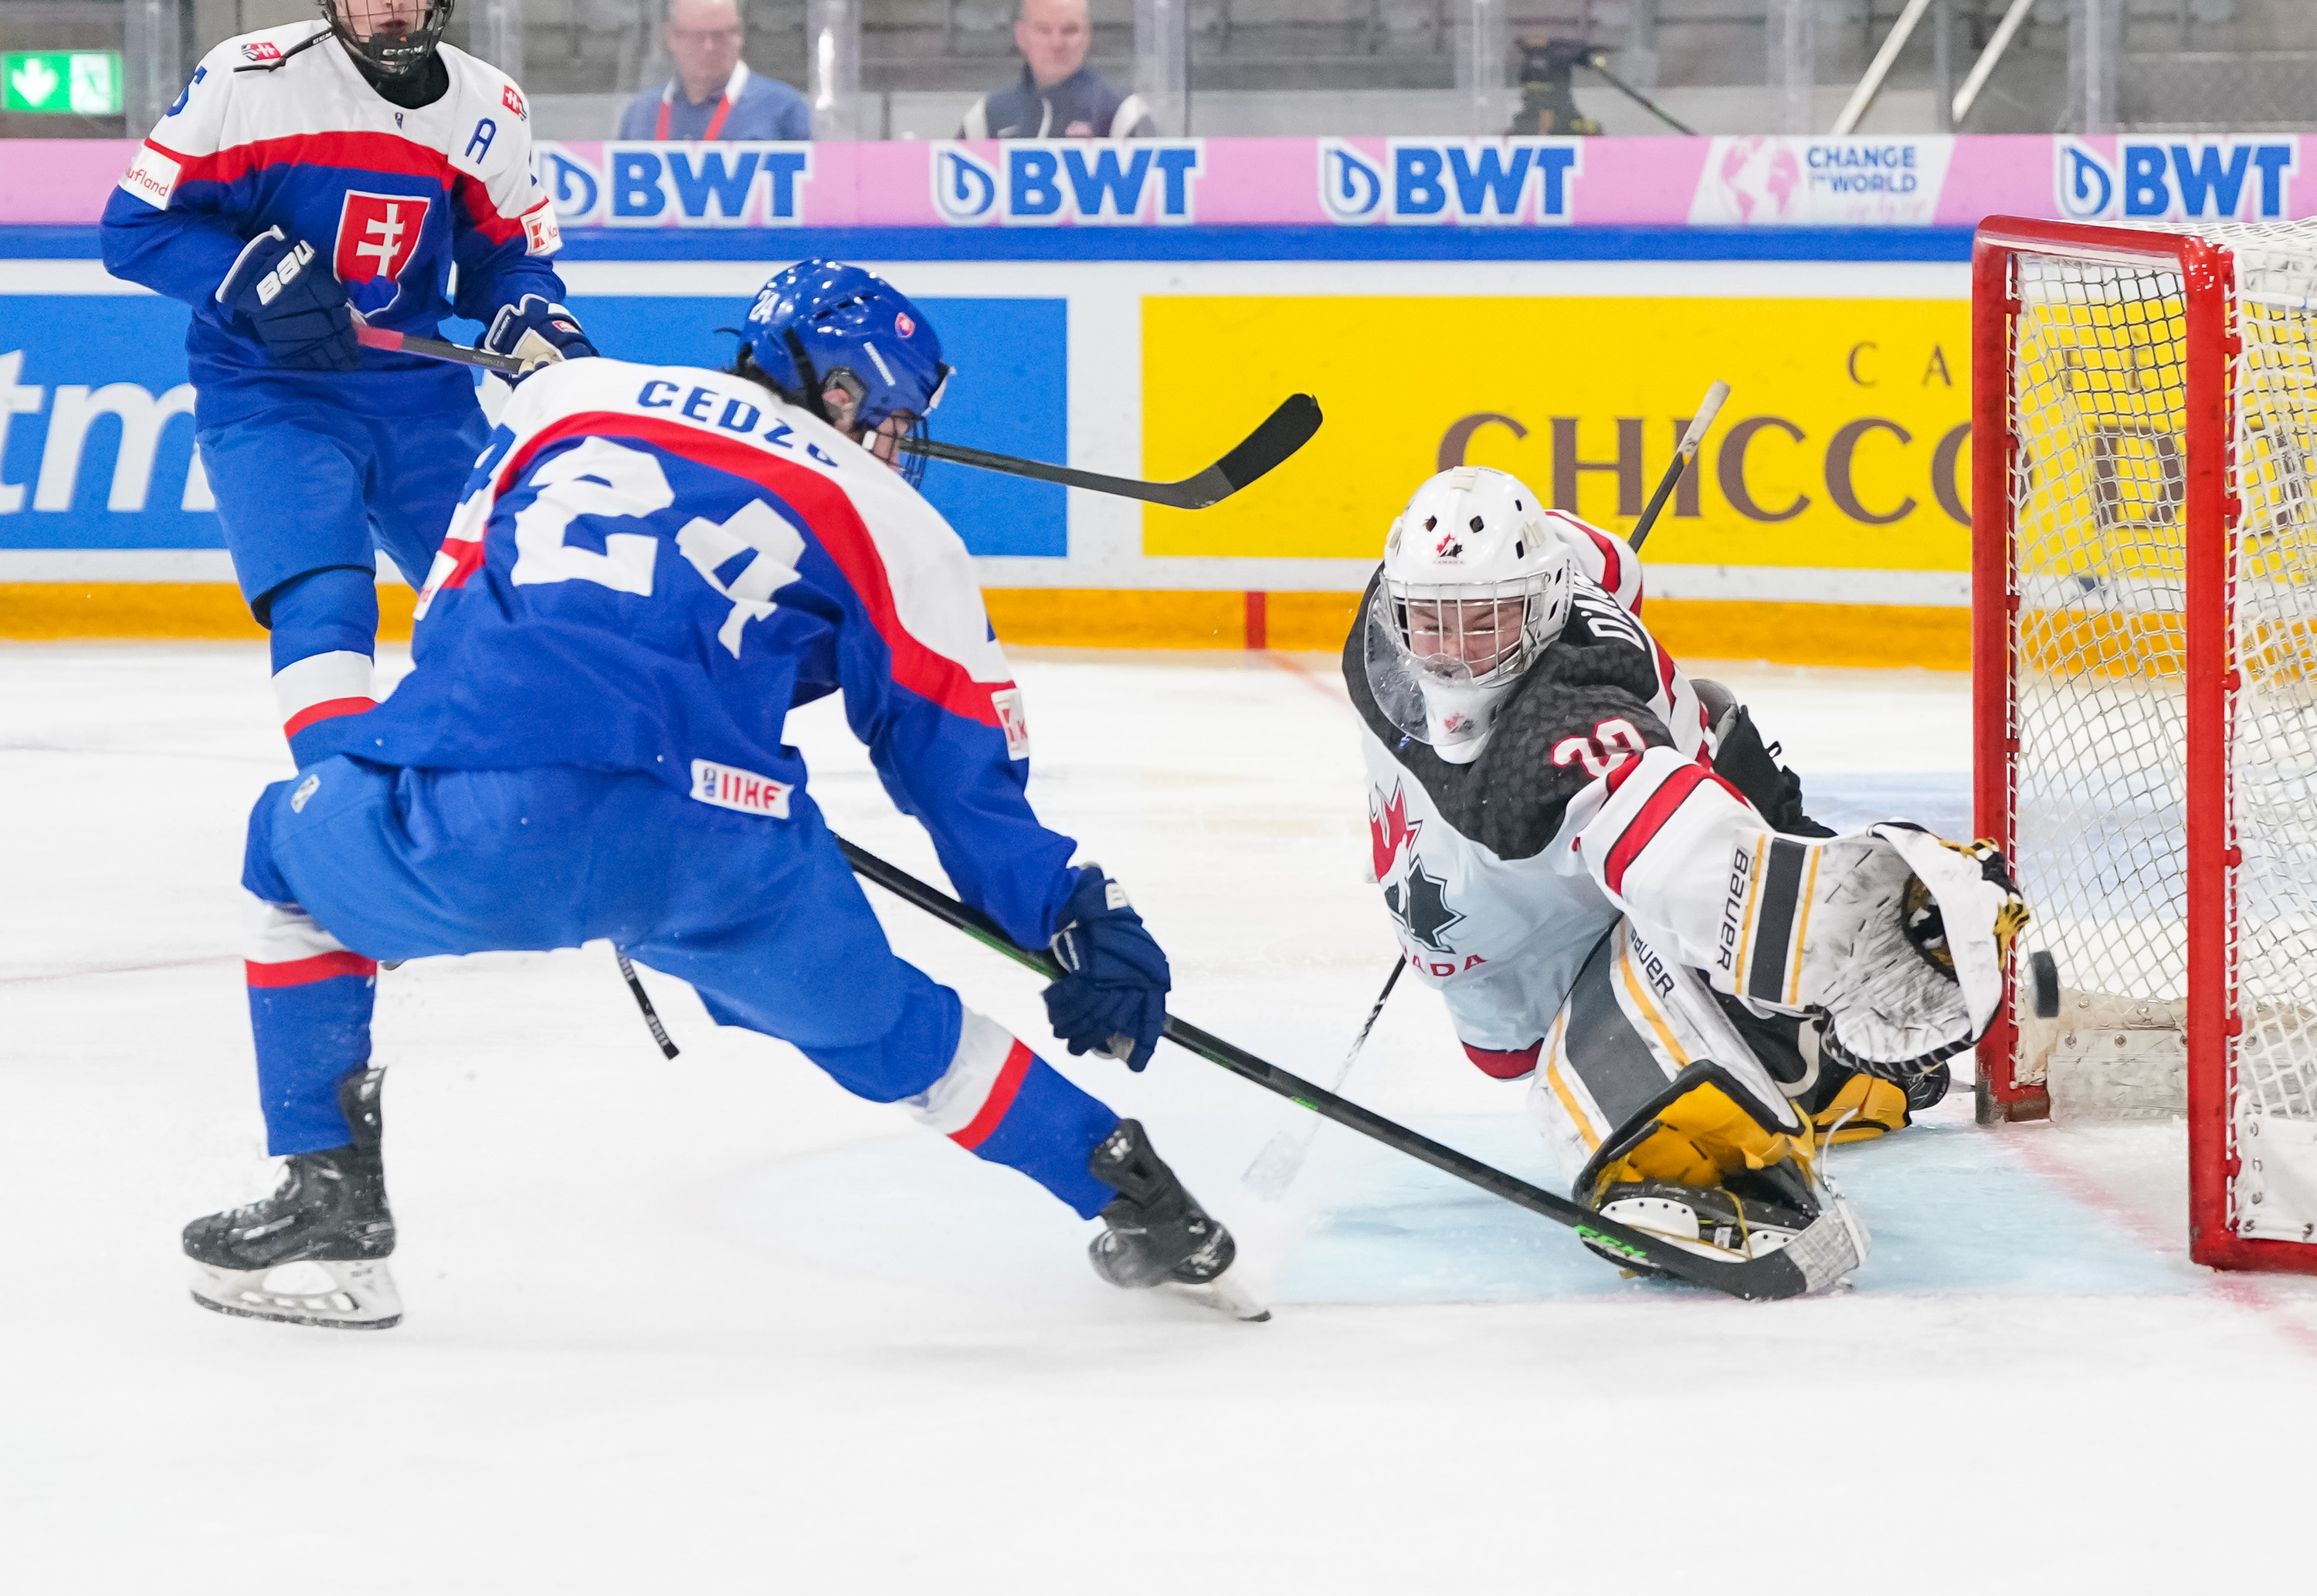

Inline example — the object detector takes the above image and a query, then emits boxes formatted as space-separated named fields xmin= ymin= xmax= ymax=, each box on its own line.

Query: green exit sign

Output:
xmin=3 ymin=50 xmax=124 ymax=116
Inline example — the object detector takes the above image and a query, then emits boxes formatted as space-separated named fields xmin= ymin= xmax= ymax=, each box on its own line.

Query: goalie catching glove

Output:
xmin=1718 ymin=822 xmax=2027 ymax=1077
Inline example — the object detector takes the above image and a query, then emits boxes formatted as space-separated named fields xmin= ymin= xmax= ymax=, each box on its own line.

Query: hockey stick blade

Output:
xmin=898 ymin=394 xmax=1321 ymax=510
xmin=832 ymin=834 xmax=1858 ymax=1302
xmin=351 ymin=321 xmax=531 ymax=377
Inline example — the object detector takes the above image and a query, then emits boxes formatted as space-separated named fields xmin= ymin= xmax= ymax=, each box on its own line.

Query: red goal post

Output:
xmin=1972 ymin=215 xmax=2317 ymax=1273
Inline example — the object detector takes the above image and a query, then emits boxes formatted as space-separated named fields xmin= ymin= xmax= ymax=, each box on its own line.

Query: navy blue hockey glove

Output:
xmin=218 ymin=227 xmax=357 ymax=372
xmin=1044 ymin=866 xmax=1171 ymax=1072
xmin=482 ymin=294 xmax=598 ymax=375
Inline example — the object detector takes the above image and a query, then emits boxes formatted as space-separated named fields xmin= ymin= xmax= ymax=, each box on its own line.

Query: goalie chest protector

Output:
xmin=1342 ymin=571 xmax=1711 ymax=993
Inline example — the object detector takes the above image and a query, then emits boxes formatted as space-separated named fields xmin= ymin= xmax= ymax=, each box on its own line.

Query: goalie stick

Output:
xmin=1627 ymin=378 xmax=1729 ymax=554
xmin=348 ymin=324 xmax=1321 ymax=510
xmin=832 ymin=833 xmax=1865 ymax=1303
xmin=1240 ymin=956 xmax=1403 ymax=1199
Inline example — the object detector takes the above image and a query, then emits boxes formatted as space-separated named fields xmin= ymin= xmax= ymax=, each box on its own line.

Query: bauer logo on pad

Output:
xmin=690 ymin=759 xmax=792 ymax=818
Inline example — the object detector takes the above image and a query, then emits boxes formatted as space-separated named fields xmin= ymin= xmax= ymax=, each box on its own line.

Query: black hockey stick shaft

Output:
xmin=351 ymin=324 xmax=1321 ymax=511
xmin=832 ymin=834 xmax=1834 ymax=1302
xmin=1627 ymin=379 xmax=1730 ymax=553
xmin=616 ymin=952 xmax=680 ymax=1059
xmin=895 ymin=395 xmax=1321 ymax=509
xmin=353 ymin=322 xmax=530 ymax=376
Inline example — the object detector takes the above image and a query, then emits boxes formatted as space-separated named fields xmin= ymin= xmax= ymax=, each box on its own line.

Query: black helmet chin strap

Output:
xmin=782 ymin=329 xmax=834 ymax=426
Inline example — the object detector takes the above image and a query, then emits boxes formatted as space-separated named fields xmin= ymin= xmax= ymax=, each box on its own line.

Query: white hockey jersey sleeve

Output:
xmin=1561 ymin=745 xmax=1786 ymax=1001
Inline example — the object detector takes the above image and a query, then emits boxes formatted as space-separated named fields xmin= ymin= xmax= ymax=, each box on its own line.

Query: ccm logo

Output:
xmin=690 ymin=758 xmax=792 ymax=818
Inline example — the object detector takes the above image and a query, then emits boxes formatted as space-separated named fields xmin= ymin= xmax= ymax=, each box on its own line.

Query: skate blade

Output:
xmin=188 ymin=1259 xmax=403 ymax=1330
xmin=1165 ymin=1266 xmax=1272 ymax=1323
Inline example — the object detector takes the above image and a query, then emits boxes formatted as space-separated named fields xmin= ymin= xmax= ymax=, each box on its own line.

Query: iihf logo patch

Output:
xmin=240 ymin=42 xmax=282 ymax=62
xmin=333 ymin=191 xmax=430 ymax=317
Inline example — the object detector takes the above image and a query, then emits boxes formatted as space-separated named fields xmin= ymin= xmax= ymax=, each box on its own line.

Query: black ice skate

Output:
xmin=183 ymin=1069 xmax=402 ymax=1330
xmin=1087 ymin=1120 xmax=1268 ymax=1321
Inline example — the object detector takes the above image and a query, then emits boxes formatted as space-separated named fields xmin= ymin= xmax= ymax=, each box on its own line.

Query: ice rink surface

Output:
xmin=6 ymin=642 xmax=2317 ymax=1594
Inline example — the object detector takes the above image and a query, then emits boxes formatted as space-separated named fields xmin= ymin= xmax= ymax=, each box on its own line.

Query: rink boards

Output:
xmin=0 ymin=228 xmax=1975 ymax=663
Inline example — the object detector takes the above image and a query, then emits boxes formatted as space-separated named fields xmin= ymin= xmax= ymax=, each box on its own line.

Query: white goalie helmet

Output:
xmin=1365 ymin=466 xmax=1575 ymax=764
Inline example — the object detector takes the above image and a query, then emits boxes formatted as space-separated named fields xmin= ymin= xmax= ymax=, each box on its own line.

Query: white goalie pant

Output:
xmin=1518 ymin=920 xmax=1808 ymax=1191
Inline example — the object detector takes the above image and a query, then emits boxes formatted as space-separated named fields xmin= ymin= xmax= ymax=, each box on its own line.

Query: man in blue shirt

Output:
xmin=617 ymin=0 xmax=811 ymax=141
xmin=960 ymin=0 xmax=1155 ymax=138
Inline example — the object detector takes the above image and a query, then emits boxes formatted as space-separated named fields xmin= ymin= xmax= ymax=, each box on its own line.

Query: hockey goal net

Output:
xmin=1974 ymin=215 xmax=2317 ymax=1271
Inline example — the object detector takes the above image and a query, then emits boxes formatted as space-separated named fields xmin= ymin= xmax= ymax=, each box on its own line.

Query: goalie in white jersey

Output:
xmin=1347 ymin=466 xmax=2026 ymax=1278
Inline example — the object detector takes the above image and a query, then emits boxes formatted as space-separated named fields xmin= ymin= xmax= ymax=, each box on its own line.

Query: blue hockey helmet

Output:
xmin=738 ymin=260 xmax=950 ymax=484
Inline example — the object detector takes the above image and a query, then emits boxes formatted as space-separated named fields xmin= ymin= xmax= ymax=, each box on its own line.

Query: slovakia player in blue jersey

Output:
xmin=100 ymin=0 xmax=596 ymax=760
xmin=181 ymin=262 xmax=1258 ymax=1329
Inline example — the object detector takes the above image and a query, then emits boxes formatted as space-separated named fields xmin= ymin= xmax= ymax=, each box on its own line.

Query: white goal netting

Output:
xmin=2004 ymin=222 xmax=2317 ymax=1245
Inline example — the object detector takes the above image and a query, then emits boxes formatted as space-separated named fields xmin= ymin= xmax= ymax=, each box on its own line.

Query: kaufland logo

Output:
xmin=931 ymin=142 xmax=1203 ymax=225
xmin=1318 ymin=139 xmax=1581 ymax=225
xmin=2056 ymin=137 xmax=2298 ymax=222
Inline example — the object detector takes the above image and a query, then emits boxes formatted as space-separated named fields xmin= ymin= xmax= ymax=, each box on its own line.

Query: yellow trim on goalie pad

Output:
xmin=1587 ymin=1078 xmax=1816 ymax=1200
xmin=1812 ymin=1073 xmax=1914 ymax=1146
xmin=1615 ymin=930 xmax=1695 ymax=1069
xmin=1539 ymin=1010 xmax=1605 ymax=1153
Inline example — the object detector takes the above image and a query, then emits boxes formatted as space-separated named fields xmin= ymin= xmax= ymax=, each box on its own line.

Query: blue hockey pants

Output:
xmin=237 ymin=758 xmax=1123 ymax=1218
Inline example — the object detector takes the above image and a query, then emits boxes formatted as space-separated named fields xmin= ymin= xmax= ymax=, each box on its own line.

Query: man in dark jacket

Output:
xmin=959 ymin=0 xmax=1156 ymax=137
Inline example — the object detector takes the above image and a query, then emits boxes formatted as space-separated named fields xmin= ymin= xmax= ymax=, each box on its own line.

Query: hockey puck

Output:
xmin=2029 ymin=950 xmax=2061 ymax=1019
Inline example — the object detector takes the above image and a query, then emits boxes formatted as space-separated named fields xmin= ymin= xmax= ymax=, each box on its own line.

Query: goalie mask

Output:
xmin=320 ymin=0 xmax=454 ymax=79
xmin=1365 ymin=466 xmax=1573 ymax=764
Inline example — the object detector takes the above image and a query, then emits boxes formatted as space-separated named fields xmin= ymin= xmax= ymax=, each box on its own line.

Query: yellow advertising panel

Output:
xmin=1142 ymin=295 xmax=1973 ymax=571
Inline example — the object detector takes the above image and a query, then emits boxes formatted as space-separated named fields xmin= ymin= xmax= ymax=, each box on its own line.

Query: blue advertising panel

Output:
xmin=0 ymin=290 xmax=1067 ymax=559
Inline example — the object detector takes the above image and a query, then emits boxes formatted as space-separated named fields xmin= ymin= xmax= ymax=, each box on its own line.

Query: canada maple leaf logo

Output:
xmin=1369 ymin=781 xmax=1420 ymax=881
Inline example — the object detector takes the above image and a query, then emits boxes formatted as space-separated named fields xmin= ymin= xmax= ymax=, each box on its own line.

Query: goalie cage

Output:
xmin=1974 ymin=215 xmax=2317 ymax=1272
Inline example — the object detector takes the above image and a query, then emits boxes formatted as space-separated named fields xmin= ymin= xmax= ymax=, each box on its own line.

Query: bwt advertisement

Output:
xmin=4 ymin=133 xmax=2313 ymax=229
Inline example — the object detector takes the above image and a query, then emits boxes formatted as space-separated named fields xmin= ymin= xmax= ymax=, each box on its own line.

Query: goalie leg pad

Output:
xmin=1525 ymin=926 xmax=1867 ymax=1281
xmin=1808 ymin=1069 xmax=1916 ymax=1145
xmin=1527 ymin=923 xmax=1810 ymax=1186
xmin=1577 ymin=1062 xmax=1825 ymax=1267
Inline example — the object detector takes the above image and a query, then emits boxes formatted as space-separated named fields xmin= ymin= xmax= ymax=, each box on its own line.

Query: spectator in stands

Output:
xmin=959 ymin=0 xmax=1156 ymax=138
xmin=619 ymin=0 xmax=812 ymax=141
